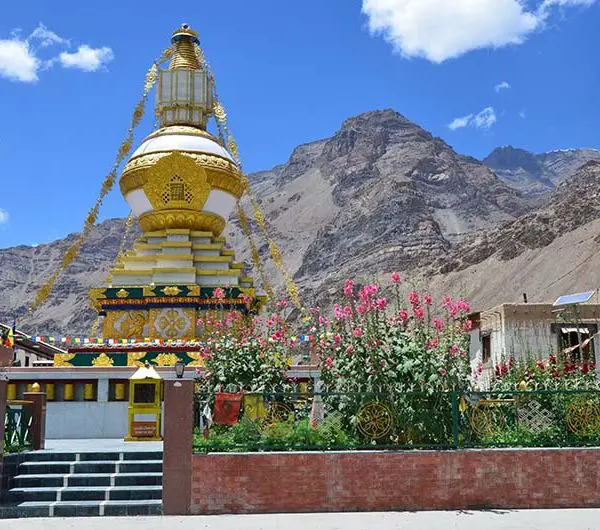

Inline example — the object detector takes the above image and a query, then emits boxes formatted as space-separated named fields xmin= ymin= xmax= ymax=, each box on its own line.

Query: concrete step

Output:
xmin=8 ymin=485 xmax=162 ymax=503
xmin=0 ymin=499 xmax=163 ymax=519
xmin=18 ymin=460 xmax=163 ymax=475
xmin=14 ymin=472 xmax=163 ymax=488
xmin=24 ymin=451 xmax=164 ymax=462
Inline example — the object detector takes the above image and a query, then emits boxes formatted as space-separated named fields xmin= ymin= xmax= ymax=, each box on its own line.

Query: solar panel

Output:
xmin=552 ymin=291 xmax=595 ymax=306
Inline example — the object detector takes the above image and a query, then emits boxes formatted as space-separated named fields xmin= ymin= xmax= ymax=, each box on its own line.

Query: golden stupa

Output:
xmin=89 ymin=24 xmax=256 ymax=341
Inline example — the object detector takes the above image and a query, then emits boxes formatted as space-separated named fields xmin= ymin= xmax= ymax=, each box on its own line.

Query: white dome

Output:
xmin=130 ymin=132 xmax=233 ymax=161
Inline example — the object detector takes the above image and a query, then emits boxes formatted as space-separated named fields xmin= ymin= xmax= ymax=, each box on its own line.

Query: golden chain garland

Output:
xmin=28 ymin=47 xmax=173 ymax=315
xmin=194 ymin=42 xmax=303 ymax=310
xmin=237 ymin=204 xmax=275 ymax=303
xmin=89 ymin=211 xmax=136 ymax=335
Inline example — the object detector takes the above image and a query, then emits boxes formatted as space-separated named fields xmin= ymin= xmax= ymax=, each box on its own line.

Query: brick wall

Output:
xmin=190 ymin=449 xmax=600 ymax=514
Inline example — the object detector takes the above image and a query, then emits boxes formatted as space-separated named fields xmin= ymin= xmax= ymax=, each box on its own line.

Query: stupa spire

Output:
xmin=156 ymin=23 xmax=213 ymax=129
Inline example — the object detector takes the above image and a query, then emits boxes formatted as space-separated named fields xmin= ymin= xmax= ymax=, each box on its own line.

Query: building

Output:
xmin=0 ymin=322 xmax=65 ymax=367
xmin=469 ymin=303 xmax=600 ymax=387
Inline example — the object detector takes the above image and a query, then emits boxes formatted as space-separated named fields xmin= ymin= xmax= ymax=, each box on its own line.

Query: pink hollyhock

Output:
xmin=343 ymin=279 xmax=354 ymax=298
xmin=456 ymin=299 xmax=471 ymax=313
xmin=442 ymin=296 xmax=453 ymax=309
xmin=353 ymin=328 xmax=363 ymax=338
xmin=425 ymin=338 xmax=440 ymax=350
xmin=408 ymin=291 xmax=420 ymax=308
xmin=376 ymin=297 xmax=388 ymax=310
xmin=319 ymin=316 xmax=329 ymax=326
xmin=334 ymin=333 xmax=342 ymax=346
xmin=463 ymin=319 xmax=473 ymax=332
xmin=334 ymin=304 xmax=344 ymax=320
xmin=433 ymin=318 xmax=445 ymax=332
xmin=276 ymin=298 xmax=289 ymax=309
xmin=213 ymin=287 xmax=225 ymax=299
xmin=391 ymin=271 xmax=401 ymax=284
xmin=343 ymin=306 xmax=353 ymax=317
xmin=439 ymin=368 xmax=448 ymax=376
xmin=324 ymin=357 xmax=334 ymax=369
xmin=399 ymin=310 xmax=409 ymax=322
xmin=356 ymin=304 xmax=368 ymax=315
xmin=423 ymin=293 xmax=433 ymax=306
xmin=449 ymin=344 xmax=460 ymax=357
xmin=345 ymin=344 xmax=354 ymax=355
xmin=414 ymin=307 xmax=425 ymax=320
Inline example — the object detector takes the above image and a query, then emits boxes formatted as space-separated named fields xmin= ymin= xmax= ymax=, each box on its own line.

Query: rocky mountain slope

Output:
xmin=483 ymin=145 xmax=600 ymax=195
xmin=2 ymin=109 xmax=599 ymax=334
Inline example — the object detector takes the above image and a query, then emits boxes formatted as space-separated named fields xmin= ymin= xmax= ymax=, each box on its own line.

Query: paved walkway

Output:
xmin=2 ymin=510 xmax=600 ymax=529
xmin=41 ymin=439 xmax=163 ymax=453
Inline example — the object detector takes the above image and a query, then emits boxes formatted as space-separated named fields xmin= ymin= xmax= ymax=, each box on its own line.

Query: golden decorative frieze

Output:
xmin=162 ymin=286 xmax=182 ymax=296
xmin=153 ymin=353 xmax=180 ymax=367
xmin=54 ymin=353 xmax=76 ymax=367
xmin=103 ymin=310 xmax=148 ymax=339
xmin=149 ymin=307 xmax=194 ymax=339
xmin=139 ymin=210 xmax=225 ymax=235
xmin=128 ymin=352 xmax=147 ymax=367
xmin=92 ymin=353 xmax=114 ymax=367
xmin=116 ymin=288 xmax=130 ymax=299
xmin=186 ymin=352 xmax=205 ymax=367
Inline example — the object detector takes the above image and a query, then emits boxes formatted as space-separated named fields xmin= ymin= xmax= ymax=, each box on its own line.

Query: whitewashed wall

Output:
xmin=46 ymin=402 xmax=129 ymax=439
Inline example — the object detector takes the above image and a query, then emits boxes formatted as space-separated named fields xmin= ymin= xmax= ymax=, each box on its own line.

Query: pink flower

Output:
xmin=343 ymin=279 xmax=354 ymax=298
xmin=463 ymin=319 xmax=473 ymax=332
xmin=334 ymin=333 xmax=342 ymax=346
xmin=442 ymin=296 xmax=453 ymax=309
xmin=356 ymin=304 xmax=368 ymax=315
xmin=345 ymin=345 xmax=354 ymax=355
xmin=343 ymin=306 xmax=353 ymax=317
xmin=433 ymin=318 xmax=445 ymax=332
xmin=425 ymin=338 xmax=440 ymax=350
xmin=449 ymin=344 xmax=460 ymax=357
xmin=213 ymin=287 xmax=225 ymax=299
xmin=399 ymin=310 xmax=409 ymax=322
xmin=456 ymin=299 xmax=471 ymax=313
xmin=408 ymin=291 xmax=420 ymax=308
xmin=324 ymin=357 xmax=334 ymax=369
xmin=276 ymin=298 xmax=289 ymax=309
xmin=414 ymin=307 xmax=425 ymax=320
xmin=353 ymin=328 xmax=363 ymax=338
xmin=319 ymin=316 xmax=329 ymax=326
xmin=440 ymin=368 xmax=448 ymax=376
xmin=391 ymin=271 xmax=401 ymax=284
xmin=376 ymin=297 xmax=387 ymax=310
xmin=334 ymin=304 xmax=344 ymax=320
xmin=423 ymin=293 xmax=433 ymax=306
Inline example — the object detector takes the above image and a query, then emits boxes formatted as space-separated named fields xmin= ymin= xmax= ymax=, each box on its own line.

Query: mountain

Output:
xmin=483 ymin=145 xmax=600 ymax=195
xmin=1 ymin=109 xmax=598 ymax=334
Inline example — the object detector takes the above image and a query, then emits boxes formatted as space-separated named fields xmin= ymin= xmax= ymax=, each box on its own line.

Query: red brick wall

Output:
xmin=190 ymin=449 xmax=600 ymax=514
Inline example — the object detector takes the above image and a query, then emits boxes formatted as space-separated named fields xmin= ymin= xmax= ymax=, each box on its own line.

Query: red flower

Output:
xmin=391 ymin=271 xmax=401 ymax=284
xmin=423 ymin=293 xmax=433 ymax=306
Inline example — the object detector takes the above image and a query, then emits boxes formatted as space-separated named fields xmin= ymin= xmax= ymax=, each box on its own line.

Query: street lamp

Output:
xmin=175 ymin=360 xmax=185 ymax=379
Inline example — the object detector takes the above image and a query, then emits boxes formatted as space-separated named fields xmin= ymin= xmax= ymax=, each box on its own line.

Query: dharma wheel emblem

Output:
xmin=566 ymin=398 xmax=600 ymax=436
xmin=356 ymin=401 xmax=394 ymax=440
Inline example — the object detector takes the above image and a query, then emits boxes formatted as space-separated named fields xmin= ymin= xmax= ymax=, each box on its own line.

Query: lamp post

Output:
xmin=175 ymin=360 xmax=185 ymax=379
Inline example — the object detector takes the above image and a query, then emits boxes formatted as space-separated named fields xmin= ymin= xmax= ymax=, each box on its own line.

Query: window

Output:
xmin=482 ymin=334 xmax=491 ymax=365
xmin=558 ymin=326 xmax=595 ymax=362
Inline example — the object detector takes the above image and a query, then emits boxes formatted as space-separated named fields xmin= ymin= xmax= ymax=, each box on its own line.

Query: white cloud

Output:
xmin=495 ymin=81 xmax=511 ymax=92
xmin=0 ymin=208 xmax=9 ymax=224
xmin=519 ymin=109 xmax=527 ymax=118
xmin=362 ymin=0 xmax=598 ymax=63
xmin=473 ymin=107 xmax=497 ymax=128
xmin=59 ymin=45 xmax=114 ymax=72
xmin=448 ymin=107 xmax=497 ymax=130
xmin=30 ymin=23 xmax=69 ymax=48
xmin=0 ymin=24 xmax=113 ymax=82
xmin=0 ymin=39 xmax=39 ymax=82
xmin=448 ymin=114 xmax=473 ymax=130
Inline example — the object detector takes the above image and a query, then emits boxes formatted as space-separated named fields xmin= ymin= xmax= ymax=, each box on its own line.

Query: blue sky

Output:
xmin=0 ymin=0 xmax=598 ymax=248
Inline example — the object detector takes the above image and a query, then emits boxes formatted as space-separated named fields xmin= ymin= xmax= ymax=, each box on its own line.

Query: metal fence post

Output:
xmin=451 ymin=391 xmax=460 ymax=448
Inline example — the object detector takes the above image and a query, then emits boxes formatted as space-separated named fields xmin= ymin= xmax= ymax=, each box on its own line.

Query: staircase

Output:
xmin=1 ymin=450 xmax=163 ymax=518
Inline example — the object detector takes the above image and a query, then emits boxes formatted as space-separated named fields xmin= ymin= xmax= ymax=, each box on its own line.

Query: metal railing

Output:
xmin=4 ymin=401 xmax=32 ymax=453
xmin=192 ymin=389 xmax=600 ymax=452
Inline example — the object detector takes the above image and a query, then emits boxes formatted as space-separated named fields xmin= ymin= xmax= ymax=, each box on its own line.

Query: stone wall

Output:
xmin=188 ymin=449 xmax=600 ymax=514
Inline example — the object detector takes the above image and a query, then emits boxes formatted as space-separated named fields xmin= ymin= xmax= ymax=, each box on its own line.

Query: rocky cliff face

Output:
xmin=2 ymin=109 xmax=599 ymax=333
xmin=483 ymin=145 xmax=600 ymax=195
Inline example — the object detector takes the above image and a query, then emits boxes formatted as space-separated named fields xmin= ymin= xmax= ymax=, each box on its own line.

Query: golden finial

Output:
xmin=169 ymin=23 xmax=201 ymax=70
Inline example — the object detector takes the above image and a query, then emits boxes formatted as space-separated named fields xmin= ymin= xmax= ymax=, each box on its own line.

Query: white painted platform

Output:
xmin=41 ymin=438 xmax=163 ymax=453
